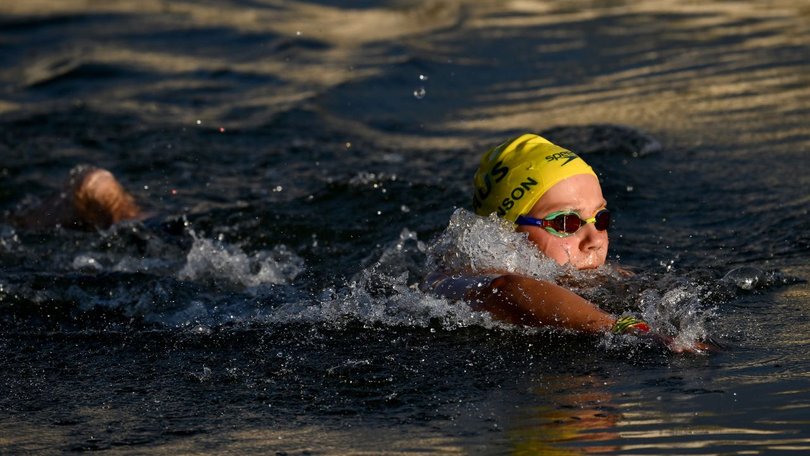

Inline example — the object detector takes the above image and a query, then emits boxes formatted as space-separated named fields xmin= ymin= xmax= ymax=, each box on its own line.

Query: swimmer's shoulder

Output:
xmin=421 ymin=270 xmax=507 ymax=302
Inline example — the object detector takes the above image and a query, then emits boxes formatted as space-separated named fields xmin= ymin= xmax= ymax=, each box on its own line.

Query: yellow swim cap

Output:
xmin=472 ymin=134 xmax=597 ymax=223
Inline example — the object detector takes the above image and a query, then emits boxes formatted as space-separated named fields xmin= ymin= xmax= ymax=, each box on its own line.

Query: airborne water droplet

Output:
xmin=413 ymin=87 xmax=426 ymax=99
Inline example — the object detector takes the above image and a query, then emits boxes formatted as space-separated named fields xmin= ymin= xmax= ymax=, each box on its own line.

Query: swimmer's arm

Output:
xmin=423 ymin=272 xmax=615 ymax=333
xmin=469 ymin=274 xmax=616 ymax=333
xmin=424 ymin=272 xmax=717 ymax=352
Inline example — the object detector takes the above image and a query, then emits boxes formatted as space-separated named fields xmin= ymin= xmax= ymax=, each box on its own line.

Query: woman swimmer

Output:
xmin=423 ymin=134 xmax=711 ymax=353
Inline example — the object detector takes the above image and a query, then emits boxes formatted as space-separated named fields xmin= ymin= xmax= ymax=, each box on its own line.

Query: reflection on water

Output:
xmin=2 ymin=0 xmax=810 ymax=454
xmin=3 ymin=0 xmax=809 ymax=149
xmin=508 ymin=375 xmax=622 ymax=455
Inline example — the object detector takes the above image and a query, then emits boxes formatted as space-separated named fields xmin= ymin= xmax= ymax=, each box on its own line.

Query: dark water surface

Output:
xmin=2 ymin=0 xmax=810 ymax=454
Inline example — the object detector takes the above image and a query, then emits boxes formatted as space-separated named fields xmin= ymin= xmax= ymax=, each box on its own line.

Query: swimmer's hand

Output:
xmin=611 ymin=315 xmax=720 ymax=354
xmin=652 ymin=335 xmax=723 ymax=354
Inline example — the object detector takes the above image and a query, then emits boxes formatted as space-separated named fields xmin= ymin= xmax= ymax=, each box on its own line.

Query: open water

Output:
xmin=1 ymin=0 xmax=809 ymax=454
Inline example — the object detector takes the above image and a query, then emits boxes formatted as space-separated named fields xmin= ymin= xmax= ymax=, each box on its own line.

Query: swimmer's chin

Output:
xmin=569 ymin=259 xmax=608 ymax=271
xmin=570 ymin=254 xmax=608 ymax=271
xmin=573 ymin=263 xmax=603 ymax=271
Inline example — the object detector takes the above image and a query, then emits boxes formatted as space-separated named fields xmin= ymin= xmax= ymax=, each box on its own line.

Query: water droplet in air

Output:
xmin=419 ymin=74 xmax=428 ymax=81
xmin=413 ymin=87 xmax=426 ymax=99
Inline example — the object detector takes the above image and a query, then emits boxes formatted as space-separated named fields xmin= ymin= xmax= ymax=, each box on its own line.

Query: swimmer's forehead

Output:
xmin=541 ymin=200 xmax=607 ymax=215
xmin=529 ymin=175 xmax=606 ymax=215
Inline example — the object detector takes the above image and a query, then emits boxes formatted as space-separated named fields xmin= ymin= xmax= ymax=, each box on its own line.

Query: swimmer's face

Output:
xmin=516 ymin=174 xmax=609 ymax=270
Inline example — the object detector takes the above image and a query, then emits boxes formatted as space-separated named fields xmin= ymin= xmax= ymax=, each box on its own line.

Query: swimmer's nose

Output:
xmin=579 ymin=222 xmax=606 ymax=252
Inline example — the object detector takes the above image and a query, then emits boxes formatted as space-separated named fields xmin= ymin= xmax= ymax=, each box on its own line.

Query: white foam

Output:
xmin=71 ymin=254 xmax=103 ymax=271
xmin=265 ymin=226 xmax=502 ymax=330
xmin=0 ymin=226 xmax=20 ymax=253
xmin=427 ymin=208 xmax=560 ymax=280
xmin=177 ymin=231 xmax=304 ymax=287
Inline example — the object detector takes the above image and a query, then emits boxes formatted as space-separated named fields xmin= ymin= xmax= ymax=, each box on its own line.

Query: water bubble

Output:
xmin=192 ymin=366 xmax=212 ymax=382
xmin=192 ymin=325 xmax=212 ymax=335
xmin=722 ymin=266 xmax=762 ymax=290
xmin=413 ymin=87 xmax=426 ymax=99
xmin=72 ymin=254 xmax=102 ymax=271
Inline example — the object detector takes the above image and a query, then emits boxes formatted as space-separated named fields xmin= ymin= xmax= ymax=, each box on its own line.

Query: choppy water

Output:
xmin=2 ymin=0 xmax=809 ymax=453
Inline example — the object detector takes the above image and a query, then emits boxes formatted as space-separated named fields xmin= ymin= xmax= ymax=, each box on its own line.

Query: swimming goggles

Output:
xmin=515 ymin=208 xmax=610 ymax=237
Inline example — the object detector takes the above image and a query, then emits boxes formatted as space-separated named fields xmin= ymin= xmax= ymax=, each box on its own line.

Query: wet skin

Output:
xmin=516 ymin=174 xmax=608 ymax=270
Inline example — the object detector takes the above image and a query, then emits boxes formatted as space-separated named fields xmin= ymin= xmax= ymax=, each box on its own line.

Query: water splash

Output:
xmin=0 ymin=226 xmax=20 ymax=253
xmin=427 ymin=208 xmax=561 ymax=280
xmin=721 ymin=266 xmax=798 ymax=291
xmin=637 ymin=285 xmax=713 ymax=352
xmin=178 ymin=230 xmax=304 ymax=287
xmin=268 ymin=227 xmax=499 ymax=330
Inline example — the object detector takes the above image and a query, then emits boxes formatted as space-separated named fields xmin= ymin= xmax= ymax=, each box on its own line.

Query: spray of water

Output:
xmin=178 ymin=230 xmax=304 ymax=287
xmin=267 ymin=226 xmax=500 ymax=330
xmin=427 ymin=209 xmax=561 ymax=280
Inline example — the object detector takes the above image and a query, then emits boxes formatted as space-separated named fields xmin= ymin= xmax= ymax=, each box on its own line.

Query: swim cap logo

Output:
xmin=472 ymin=159 xmax=539 ymax=216
xmin=545 ymin=151 xmax=579 ymax=166
xmin=494 ymin=177 xmax=538 ymax=216
xmin=472 ymin=160 xmax=508 ymax=210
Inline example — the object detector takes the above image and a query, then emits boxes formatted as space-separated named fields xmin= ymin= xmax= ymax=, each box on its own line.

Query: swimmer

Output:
xmin=9 ymin=165 xmax=142 ymax=230
xmin=423 ymin=134 xmax=711 ymax=353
